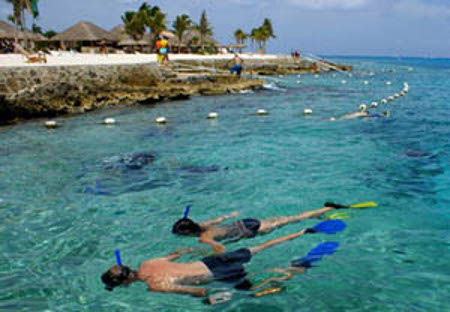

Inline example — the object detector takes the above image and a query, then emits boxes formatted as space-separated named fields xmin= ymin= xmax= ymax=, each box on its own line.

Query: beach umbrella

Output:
xmin=160 ymin=30 xmax=175 ymax=38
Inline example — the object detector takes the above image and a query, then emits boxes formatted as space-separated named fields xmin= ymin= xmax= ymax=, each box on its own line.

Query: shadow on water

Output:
xmin=352 ymin=117 xmax=444 ymax=201
xmin=77 ymin=151 xmax=225 ymax=196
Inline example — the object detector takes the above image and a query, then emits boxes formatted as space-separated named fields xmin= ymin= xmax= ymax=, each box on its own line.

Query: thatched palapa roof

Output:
xmin=0 ymin=20 xmax=46 ymax=41
xmin=109 ymin=25 xmax=150 ymax=46
xmin=53 ymin=21 xmax=114 ymax=41
xmin=170 ymin=29 xmax=223 ymax=48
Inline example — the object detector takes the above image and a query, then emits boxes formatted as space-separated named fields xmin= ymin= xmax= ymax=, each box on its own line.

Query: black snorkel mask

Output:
xmin=102 ymin=249 xmax=130 ymax=292
xmin=171 ymin=205 xmax=203 ymax=235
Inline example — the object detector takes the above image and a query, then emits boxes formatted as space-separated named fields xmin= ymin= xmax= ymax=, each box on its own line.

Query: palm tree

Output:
xmin=172 ymin=14 xmax=192 ymax=53
xmin=43 ymin=30 xmax=57 ymax=39
xmin=31 ymin=23 xmax=41 ymax=34
xmin=261 ymin=18 xmax=275 ymax=53
xmin=138 ymin=3 xmax=167 ymax=50
xmin=121 ymin=11 xmax=146 ymax=40
xmin=195 ymin=10 xmax=213 ymax=51
xmin=4 ymin=0 xmax=39 ymax=45
xmin=233 ymin=28 xmax=247 ymax=53
xmin=4 ymin=0 xmax=22 ymax=44
xmin=250 ymin=28 xmax=261 ymax=52
xmin=262 ymin=18 xmax=276 ymax=39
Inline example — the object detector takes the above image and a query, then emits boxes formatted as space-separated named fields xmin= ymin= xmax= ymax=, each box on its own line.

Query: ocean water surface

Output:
xmin=0 ymin=57 xmax=449 ymax=311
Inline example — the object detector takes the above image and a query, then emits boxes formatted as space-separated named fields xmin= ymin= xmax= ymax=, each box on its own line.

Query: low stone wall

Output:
xmin=0 ymin=58 xmax=351 ymax=125
xmin=0 ymin=63 xmax=162 ymax=94
xmin=0 ymin=62 xmax=262 ymax=125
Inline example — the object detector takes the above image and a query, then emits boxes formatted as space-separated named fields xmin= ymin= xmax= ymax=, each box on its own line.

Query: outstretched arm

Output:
xmin=199 ymin=236 xmax=227 ymax=253
xmin=164 ymin=248 xmax=194 ymax=261
xmin=299 ymin=207 xmax=334 ymax=219
xmin=200 ymin=211 xmax=239 ymax=227
xmin=151 ymin=283 xmax=207 ymax=297
xmin=250 ymin=229 xmax=307 ymax=254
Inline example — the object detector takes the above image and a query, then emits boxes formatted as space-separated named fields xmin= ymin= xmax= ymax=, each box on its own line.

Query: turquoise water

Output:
xmin=1 ymin=57 xmax=449 ymax=311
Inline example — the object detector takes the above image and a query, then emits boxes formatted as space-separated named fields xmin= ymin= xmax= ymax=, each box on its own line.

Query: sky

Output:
xmin=1 ymin=0 xmax=449 ymax=57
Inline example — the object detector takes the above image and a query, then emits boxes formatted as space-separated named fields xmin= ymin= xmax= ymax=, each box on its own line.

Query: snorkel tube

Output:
xmin=115 ymin=249 xmax=122 ymax=266
xmin=183 ymin=205 xmax=191 ymax=219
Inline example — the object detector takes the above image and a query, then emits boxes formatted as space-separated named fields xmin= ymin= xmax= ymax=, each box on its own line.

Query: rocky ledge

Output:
xmin=0 ymin=58 xmax=351 ymax=126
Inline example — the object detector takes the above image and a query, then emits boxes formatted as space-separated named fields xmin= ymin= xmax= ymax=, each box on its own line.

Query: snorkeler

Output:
xmin=337 ymin=104 xmax=370 ymax=120
xmin=172 ymin=202 xmax=352 ymax=253
xmin=101 ymin=220 xmax=345 ymax=297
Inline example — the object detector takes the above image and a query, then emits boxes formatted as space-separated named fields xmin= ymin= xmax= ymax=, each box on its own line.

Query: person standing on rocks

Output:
xmin=229 ymin=54 xmax=243 ymax=77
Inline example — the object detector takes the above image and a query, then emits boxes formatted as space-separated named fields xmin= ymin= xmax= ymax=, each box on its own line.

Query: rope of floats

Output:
xmin=43 ymin=60 xmax=412 ymax=128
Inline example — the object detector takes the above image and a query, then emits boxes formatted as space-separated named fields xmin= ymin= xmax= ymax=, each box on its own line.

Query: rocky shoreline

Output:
xmin=0 ymin=58 xmax=351 ymax=126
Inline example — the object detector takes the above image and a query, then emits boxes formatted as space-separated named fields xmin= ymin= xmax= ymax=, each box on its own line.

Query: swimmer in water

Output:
xmin=338 ymin=104 xmax=369 ymax=120
xmin=172 ymin=203 xmax=348 ymax=253
xmin=101 ymin=222 xmax=342 ymax=297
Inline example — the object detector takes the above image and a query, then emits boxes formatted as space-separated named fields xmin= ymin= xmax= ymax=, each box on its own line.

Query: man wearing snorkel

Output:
xmin=172 ymin=203 xmax=349 ymax=253
xmin=101 ymin=220 xmax=345 ymax=297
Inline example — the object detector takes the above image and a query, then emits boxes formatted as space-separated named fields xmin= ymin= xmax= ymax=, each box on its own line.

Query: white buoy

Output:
xmin=207 ymin=112 xmax=218 ymax=119
xmin=296 ymin=80 xmax=301 ymax=83
xmin=329 ymin=117 xmax=336 ymax=121
xmin=104 ymin=118 xmax=116 ymax=125
xmin=360 ymin=104 xmax=367 ymax=111
xmin=394 ymin=93 xmax=400 ymax=98
xmin=315 ymin=74 xmax=319 ymax=78
xmin=403 ymin=88 xmax=408 ymax=93
xmin=297 ymin=74 xmax=301 ymax=78
xmin=44 ymin=121 xmax=59 ymax=129
xmin=156 ymin=117 xmax=167 ymax=124
xmin=303 ymin=108 xmax=313 ymax=115
xmin=371 ymin=102 xmax=378 ymax=108
xmin=381 ymin=99 xmax=388 ymax=104
xmin=363 ymin=80 xmax=369 ymax=85
xmin=386 ymin=81 xmax=392 ymax=85
xmin=408 ymin=67 xmax=413 ymax=72
xmin=341 ymin=80 xmax=347 ymax=84
xmin=278 ymin=75 xmax=283 ymax=78
xmin=257 ymin=109 xmax=268 ymax=116
xmin=332 ymin=74 xmax=337 ymax=77
xmin=388 ymin=96 xmax=395 ymax=101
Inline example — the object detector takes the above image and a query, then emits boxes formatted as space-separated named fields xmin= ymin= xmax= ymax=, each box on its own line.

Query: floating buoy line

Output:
xmin=44 ymin=70 xmax=410 ymax=128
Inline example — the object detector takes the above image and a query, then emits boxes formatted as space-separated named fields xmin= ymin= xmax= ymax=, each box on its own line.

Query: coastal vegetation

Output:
xmin=172 ymin=14 xmax=192 ymax=53
xmin=194 ymin=10 xmax=213 ymax=52
xmin=2 ymin=0 xmax=276 ymax=54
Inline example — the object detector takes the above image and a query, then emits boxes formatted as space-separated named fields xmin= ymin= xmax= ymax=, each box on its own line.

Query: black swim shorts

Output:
xmin=201 ymin=248 xmax=252 ymax=282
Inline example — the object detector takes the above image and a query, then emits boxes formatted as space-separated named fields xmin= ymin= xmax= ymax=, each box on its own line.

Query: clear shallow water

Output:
xmin=0 ymin=57 xmax=449 ymax=312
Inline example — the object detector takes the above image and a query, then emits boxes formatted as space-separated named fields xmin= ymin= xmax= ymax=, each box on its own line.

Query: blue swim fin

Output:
xmin=291 ymin=241 xmax=340 ymax=268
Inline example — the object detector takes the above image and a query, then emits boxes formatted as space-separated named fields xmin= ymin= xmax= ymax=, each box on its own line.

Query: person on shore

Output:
xmin=159 ymin=36 xmax=169 ymax=65
xmin=101 ymin=222 xmax=341 ymax=297
xmin=155 ymin=36 xmax=163 ymax=64
xmin=172 ymin=203 xmax=347 ymax=253
xmin=229 ymin=54 xmax=243 ymax=77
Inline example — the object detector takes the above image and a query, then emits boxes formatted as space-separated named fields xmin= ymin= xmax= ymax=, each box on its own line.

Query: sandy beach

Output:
xmin=0 ymin=52 xmax=279 ymax=68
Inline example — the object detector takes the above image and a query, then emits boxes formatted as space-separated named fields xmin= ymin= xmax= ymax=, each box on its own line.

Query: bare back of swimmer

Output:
xmin=172 ymin=204 xmax=341 ymax=253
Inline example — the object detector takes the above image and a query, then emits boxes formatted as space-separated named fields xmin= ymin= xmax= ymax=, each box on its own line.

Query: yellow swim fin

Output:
xmin=326 ymin=212 xmax=351 ymax=220
xmin=348 ymin=201 xmax=378 ymax=209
